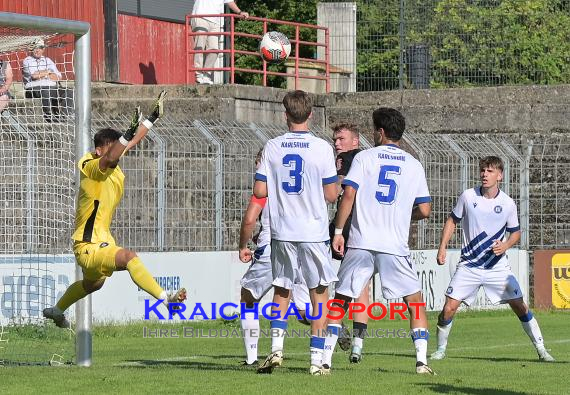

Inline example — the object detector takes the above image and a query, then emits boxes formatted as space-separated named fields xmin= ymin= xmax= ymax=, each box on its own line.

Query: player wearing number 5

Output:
xmin=254 ymin=90 xmax=339 ymax=375
xmin=43 ymin=91 xmax=187 ymax=329
xmin=329 ymin=107 xmax=436 ymax=375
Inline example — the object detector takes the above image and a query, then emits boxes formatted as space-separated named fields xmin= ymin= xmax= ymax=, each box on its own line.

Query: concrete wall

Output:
xmin=92 ymin=83 xmax=570 ymax=136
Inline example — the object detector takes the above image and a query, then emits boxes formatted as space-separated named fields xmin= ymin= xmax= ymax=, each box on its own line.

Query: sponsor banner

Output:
xmin=0 ymin=249 xmax=528 ymax=324
xmin=0 ymin=255 xmax=75 ymax=326
xmin=552 ymin=253 xmax=570 ymax=308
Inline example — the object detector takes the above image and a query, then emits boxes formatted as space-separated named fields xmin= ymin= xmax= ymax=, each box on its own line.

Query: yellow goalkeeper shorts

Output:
xmin=73 ymin=241 xmax=122 ymax=281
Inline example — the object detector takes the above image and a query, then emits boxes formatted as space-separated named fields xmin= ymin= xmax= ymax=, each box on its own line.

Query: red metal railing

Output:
xmin=185 ymin=14 xmax=330 ymax=92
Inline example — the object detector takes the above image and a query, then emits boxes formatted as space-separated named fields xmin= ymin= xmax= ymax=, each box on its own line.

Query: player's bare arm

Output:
xmin=253 ymin=180 xmax=268 ymax=199
xmin=324 ymin=182 xmax=339 ymax=203
xmin=492 ymin=230 xmax=521 ymax=255
xmin=437 ymin=216 xmax=457 ymax=265
xmin=332 ymin=185 xmax=356 ymax=255
xmin=238 ymin=199 xmax=264 ymax=263
xmin=411 ymin=202 xmax=431 ymax=220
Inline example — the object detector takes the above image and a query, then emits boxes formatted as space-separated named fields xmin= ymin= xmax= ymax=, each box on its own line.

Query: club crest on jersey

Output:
xmin=446 ymin=286 xmax=453 ymax=294
xmin=494 ymin=205 xmax=503 ymax=214
xmin=473 ymin=202 xmax=478 ymax=208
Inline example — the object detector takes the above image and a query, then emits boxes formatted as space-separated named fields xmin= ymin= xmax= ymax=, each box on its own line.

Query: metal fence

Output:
xmin=93 ymin=115 xmax=375 ymax=252
xmin=88 ymin=116 xmax=569 ymax=253
xmin=2 ymin=114 xmax=568 ymax=253
xmin=319 ymin=0 xmax=570 ymax=91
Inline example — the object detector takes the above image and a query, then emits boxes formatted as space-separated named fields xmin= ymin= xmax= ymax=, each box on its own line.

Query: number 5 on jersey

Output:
xmin=282 ymin=154 xmax=304 ymax=194
xmin=376 ymin=165 xmax=401 ymax=204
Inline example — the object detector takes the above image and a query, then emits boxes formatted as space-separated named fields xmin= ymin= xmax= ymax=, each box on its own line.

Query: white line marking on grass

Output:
xmin=275 ymin=338 xmax=570 ymax=356
xmin=114 ymin=339 xmax=570 ymax=366
xmin=114 ymin=356 xmax=198 ymax=367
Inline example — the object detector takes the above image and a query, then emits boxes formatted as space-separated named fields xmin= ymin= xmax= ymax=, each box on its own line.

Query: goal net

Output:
xmin=0 ymin=19 xmax=88 ymax=365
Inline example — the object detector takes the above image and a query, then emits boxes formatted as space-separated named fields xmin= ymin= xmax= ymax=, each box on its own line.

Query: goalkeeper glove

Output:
xmin=144 ymin=90 xmax=167 ymax=126
xmin=119 ymin=106 xmax=142 ymax=146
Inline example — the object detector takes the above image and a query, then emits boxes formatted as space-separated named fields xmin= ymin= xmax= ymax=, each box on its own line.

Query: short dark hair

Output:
xmin=332 ymin=123 xmax=359 ymax=138
xmin=479 ymin=156 xmax=504 ymax=172
xmin=283 ymin=90 xmax=312 ymax=124
xmin=372 ymin=107 xmax=406 ymax=141
xmin=94 ymin=128 xmax=121 ymax=148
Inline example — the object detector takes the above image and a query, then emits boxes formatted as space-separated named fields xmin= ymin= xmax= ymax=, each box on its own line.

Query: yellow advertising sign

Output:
xmin=552 ymin=253 xmax=570 ymax=308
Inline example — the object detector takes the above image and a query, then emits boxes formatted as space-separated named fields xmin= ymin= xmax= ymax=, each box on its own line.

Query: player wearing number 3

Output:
xmin=328 ymin=107 xmax=436 ymax=375
xmin=43 ymin=91 xmax=187 ymax=329
xmin=254 ymin=90 xmax=339 ymax=375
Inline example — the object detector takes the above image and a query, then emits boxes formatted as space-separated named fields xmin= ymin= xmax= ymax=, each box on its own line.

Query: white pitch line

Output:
xmin=114 ymin=338 xmax=570 ymax=366
xmin=114 ymin=356 xmax=198 ymax=367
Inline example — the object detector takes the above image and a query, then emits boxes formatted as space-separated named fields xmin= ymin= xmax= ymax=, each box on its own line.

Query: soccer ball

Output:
xmin=259 ymin=31 xmax=291 ymax=64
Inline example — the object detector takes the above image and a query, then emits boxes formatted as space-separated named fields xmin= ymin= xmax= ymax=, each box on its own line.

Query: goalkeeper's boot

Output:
xmin=430 ymin=347 xmax=446 ymax=360
xmin=257 ymin=350 xmax=283 ymax=374
xmin=43 ymin=307 xmax=70 ymax=329
xmin=167 ymin=288 xmax=187 ymax=311
xmin=349 ymin=345 xmax=362 ymax=363
xmin=337 ymin=322 xmax=352 ymax=351
xmin=537 ymin=347 xmax=555 ymax=362
xmin=416 ymin=361 xmax=437 ymax=375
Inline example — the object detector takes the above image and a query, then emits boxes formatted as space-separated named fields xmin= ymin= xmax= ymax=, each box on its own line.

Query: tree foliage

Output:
xmin=235 ymin=0 xmax=570 ymax=89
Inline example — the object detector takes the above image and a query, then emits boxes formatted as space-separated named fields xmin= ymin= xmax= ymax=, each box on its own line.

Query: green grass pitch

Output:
xmin=1 ymin=309 xmax=568 ymax=394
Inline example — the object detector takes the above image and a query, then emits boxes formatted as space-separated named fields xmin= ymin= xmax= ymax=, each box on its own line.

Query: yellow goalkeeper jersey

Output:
xmin=72 ymin=152 xmax=125 ymax=244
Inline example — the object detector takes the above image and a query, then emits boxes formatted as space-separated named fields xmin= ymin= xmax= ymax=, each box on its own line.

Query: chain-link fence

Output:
xmin=3 ymin=113 xmax=568 ymax=253
xmin=319 ymin=0 xmax=570 ymax=91
xmin=93 ymin=115 xmax=375 ymax=251
xmin=85 ymin=115 xmax=569 ymax=253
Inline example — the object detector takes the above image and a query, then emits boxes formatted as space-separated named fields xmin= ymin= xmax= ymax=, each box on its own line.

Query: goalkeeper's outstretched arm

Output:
xmin=99 ymin=90 xmax=167 ymax=172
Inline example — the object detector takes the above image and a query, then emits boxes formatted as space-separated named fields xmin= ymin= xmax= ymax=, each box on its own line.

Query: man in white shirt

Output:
xmin=22 ymin=39 xmax=63 ymax=122
xmin=431 ymin=156 xmax=555 ymax=363
xmin=191 ymin=0 xmax=249 ymax=84
xmin=253 ymin=90 xmax=339 ymax=375
xmin=0 ymin=59 xmax=13 ymax=113
xmin=326 ymin=107 xmax=436 ymax=375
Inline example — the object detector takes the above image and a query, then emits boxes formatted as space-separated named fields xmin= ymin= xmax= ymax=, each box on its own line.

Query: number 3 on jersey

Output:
xmin=282 ymin=154 xmax=304 ymax=194
xmin=376 ymin=165 xmax=401 ymax=204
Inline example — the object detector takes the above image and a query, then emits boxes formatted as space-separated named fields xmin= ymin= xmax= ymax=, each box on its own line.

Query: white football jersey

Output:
xmin=255 ymin=132 xmax=337 ymax=242
xmin=343 ymin=144 xmax=431 ymax=255
xmin=192 ymin=0 xmax=232 ymax=23
xmin=451 ymin=187 xmax=520 ymax=269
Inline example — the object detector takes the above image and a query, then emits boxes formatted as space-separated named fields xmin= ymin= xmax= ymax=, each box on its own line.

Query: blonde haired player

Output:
xmin=43 ymin=91 xmax=186 ymax=328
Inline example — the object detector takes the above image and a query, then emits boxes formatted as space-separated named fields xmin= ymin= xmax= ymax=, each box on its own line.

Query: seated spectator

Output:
xmin=0 ymin=59 xmax=13 ymax=114
xmin=22 ymin=39 xmax=63 ymax=122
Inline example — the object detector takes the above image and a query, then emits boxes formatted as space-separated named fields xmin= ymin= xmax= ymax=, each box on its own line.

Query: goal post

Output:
xmin=0 ymin=12 xmax=91 ymax=366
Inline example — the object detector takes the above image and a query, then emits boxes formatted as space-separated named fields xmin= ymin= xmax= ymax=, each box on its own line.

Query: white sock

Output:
xmin=159 ymin=290 xmax=168 ymax=307
xmin=353 ymin=337 xmax=363 ymax=348
xmin=322 ymin=324 xmax=340 ymax=367
xmin=412 ymin=328 xmax=428 ymax=365
xmin=271 ymin=320 xmax=287 ymax=353
xmin=436 ymin=318 xmax=453 ymax=350
xmin=241 ymin=312 xmax=259 ymax=364
xmin=310 ymin=336 xmax=325 ymax=367
xmin=353 ymin=322 xmax=367 ymax=349
xmin=519 ymin=312 xmax=544 ymax=348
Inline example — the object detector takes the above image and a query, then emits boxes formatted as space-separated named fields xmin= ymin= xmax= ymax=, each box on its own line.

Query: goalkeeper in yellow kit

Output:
xmin=43 ymin=91 xmax=186 ymax=328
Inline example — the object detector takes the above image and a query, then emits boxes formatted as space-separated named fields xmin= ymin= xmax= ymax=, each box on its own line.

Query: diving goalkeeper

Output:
xmin=43 ymin=91 xmax=186 ymax=328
